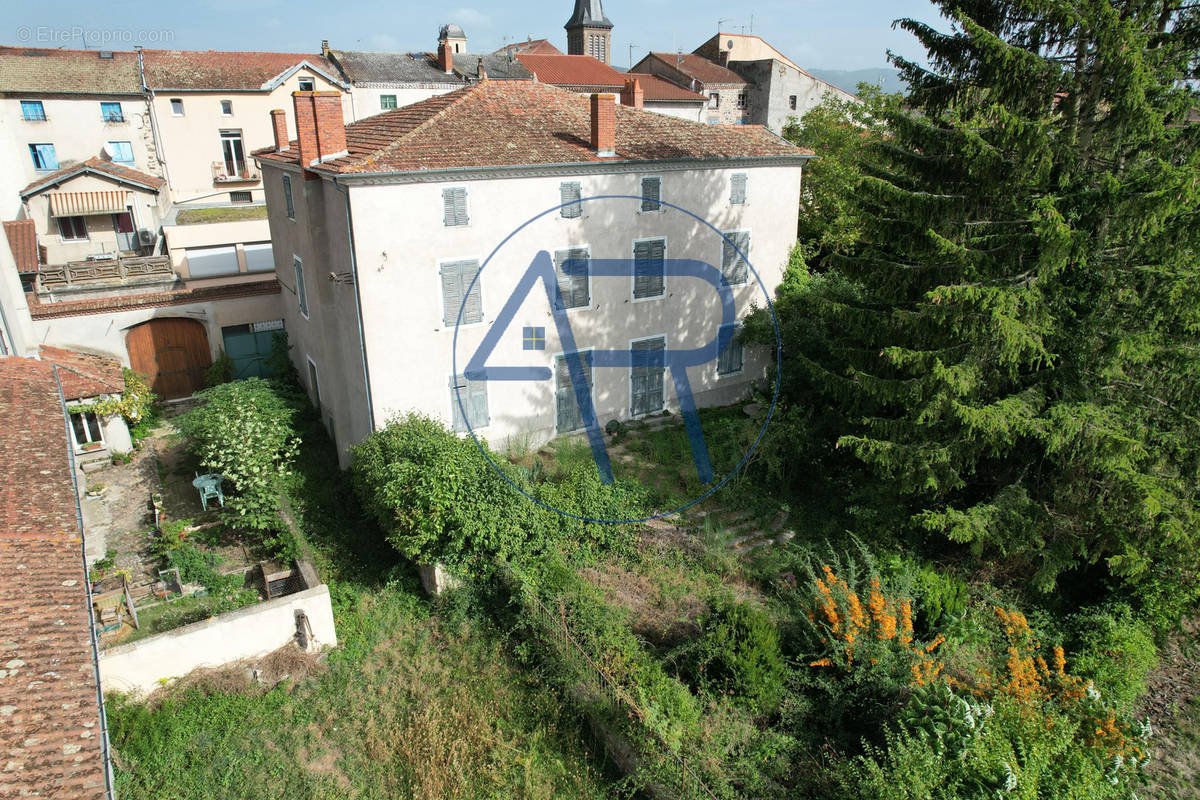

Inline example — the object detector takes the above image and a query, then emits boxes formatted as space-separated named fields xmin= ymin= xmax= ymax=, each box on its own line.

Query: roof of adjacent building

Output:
xmin=694 ymin=33 xmax=804 ymax=73
xmin=565 ymin=0 xmax=614 ymax=29
xmin=641 ymin=52 xmax=748 ymax=86
xmin=3 ymin=219 xmax=38 ymax=273
xmin=38 ymin=347 xmax=125 ymax=401
xmin=255 ymin=80 xmax=809 ymax=175
xmin=326 ymin=49 xmax=465 ymax=85
xmin=628 ymin=73 xmax=708 ymax=102
xmin=0 ymin=356 xmax=107 ymax=800
xmin=494 ymin=39 xmax=562 ymax=56
xmin=140 ymin=49 xmax=344 ymax=91
xmin=439 ymin=23 xmax=467 ymax=40
xmin=0 ymin=46 xmax=142 ymax=95
xmin=513 ymin=55 xmax=706 ymax=103
xmin=453 ymin=52 xmax=533 ymax=81
xmin=20 ymin=157 xmax=166 ymax=199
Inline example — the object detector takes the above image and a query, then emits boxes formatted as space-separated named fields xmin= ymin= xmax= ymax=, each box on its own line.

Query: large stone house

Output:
xmin=630 ymin=52 xmax=752 ymax=126
xmin=253 ymin=81 xmax=810 ymax=465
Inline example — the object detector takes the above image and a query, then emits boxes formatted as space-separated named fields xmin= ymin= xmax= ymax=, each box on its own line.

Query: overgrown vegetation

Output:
xmin=173 ymin=205 xmax=268 ymax=225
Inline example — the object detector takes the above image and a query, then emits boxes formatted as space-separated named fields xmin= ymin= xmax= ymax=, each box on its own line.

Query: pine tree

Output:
xmin=781 ymin=1 xmax=1200 ymax=622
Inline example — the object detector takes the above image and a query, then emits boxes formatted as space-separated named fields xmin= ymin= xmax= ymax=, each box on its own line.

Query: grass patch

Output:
xmin=174 ymin=205 xmax=268 ymax=225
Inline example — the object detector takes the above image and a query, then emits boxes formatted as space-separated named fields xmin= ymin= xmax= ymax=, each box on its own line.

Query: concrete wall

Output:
xmin=733 ymin=59 xmax=858 ymax=133
xmin=31 ymin=290 xmax=283 ymax=365
xmin=272 ymin=162 xmax=802 ymax=462
xmin=163 ymin=216 xmax=273 ymax=279
xmin=643 ymin=101 xmax=705 ymax=123
xmin=98 ymin=584 xmax=337 ymax=697
xmin=21 ymin=174 xmax=166 ymax=264
xmin=347 ymin=84 xmax=460 ymax=121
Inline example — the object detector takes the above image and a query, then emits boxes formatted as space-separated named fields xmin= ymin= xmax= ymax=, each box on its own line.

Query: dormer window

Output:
xmin=298 ymin=77 xmax=315 ymax=91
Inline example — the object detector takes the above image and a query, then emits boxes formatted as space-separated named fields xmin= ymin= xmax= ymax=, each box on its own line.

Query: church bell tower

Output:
xmin=565 ymin=0 xmax=613 ymax=65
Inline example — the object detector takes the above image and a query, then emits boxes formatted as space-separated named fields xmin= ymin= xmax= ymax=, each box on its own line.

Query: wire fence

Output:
xmin=505 ymin=565 xmax=724 ymax=800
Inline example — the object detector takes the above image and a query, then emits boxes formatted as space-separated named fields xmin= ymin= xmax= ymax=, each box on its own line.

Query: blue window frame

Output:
xmin=100 ymin=102 xmax=123 ymax=122
xmin=21 ymin=101 xmax=46 ymax=121
xmin=29 ymin=143 xmax=57 ymax=171
xmin=107 ymin=141 xmax=134 ymax=164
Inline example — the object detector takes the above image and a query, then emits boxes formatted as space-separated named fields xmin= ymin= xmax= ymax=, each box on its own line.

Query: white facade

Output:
xmin=346 ymin=84 xmax=460 ymax=121
xmin=262 ymin=159 xmax=803 ymax=465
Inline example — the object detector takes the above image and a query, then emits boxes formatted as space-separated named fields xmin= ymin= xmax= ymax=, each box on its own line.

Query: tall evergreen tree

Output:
xmin=779 ymin=1 xmax=1200 ymax=622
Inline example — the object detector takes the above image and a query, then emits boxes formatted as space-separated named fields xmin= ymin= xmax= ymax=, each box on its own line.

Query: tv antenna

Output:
xmin=718 ymin=17 xmax=732 ymax=33
xmin=628 ymin=43 xmax=638 ymax=70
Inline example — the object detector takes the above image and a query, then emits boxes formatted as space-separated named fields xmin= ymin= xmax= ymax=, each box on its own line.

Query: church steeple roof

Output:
xmin=564 ymin=0 xmax=613 ymax=30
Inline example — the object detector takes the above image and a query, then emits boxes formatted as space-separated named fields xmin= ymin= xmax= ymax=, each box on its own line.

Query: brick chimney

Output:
xmin=590 ymin=93 xmax=615 ymax=157
xmin=270 ymin=109 xmax=289 ymax=151
xmin=477 ymin=57 xmax=487 ymax=81
xmin=293 ymin=91 xmax=347 ymax=168
xmin=438 ymin=39 xmax=453 ymax=73
xmin=620 ymin=77 xmax=644 ymax=109
xmin=321 ymin=39 xmax=330 ymax=57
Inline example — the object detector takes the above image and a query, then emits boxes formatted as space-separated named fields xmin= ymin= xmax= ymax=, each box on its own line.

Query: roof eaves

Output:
xmin=260 ymin=59 xmax=350 ymax=91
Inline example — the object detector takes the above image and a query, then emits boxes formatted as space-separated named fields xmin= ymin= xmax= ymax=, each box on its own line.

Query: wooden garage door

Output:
xmin=126 ymin=318 xmax=211 ymax=400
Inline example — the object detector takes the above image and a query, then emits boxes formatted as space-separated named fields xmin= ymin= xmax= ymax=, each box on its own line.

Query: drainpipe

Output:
xmin=330 ymin=177 xmax=376 ymax=435
xmin=53 ymin=367 xmax=116 ymax=800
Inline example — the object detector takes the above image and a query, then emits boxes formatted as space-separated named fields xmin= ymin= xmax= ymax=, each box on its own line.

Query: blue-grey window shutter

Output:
xmin=641 ymin=177 xmax=661 ymax=212
xmin=440 ymin=262 xmax=462 ymax=325
xmin=633 ymin=239 xmax=665 ymax=298
xmin=283 ymin=175 xmax=294 ymax=219
xmin=560 ymin=182 xmax=583 ymax=218
xmin=631 ymin=337 xmax=666 ymax=416
xmin=730 ymin=173 xmax=748 ymax=205
xmin=443 ymin=187 xmax=468 ymax=226
xmin=721 ymin=232 xmax=749 ymax=285
xmin=556 ymin=352 xmax=593 ymax=431
xmin=717 ymin=323 xmax=744 ymax=375
xmin=555 ymin=247 xmax=589 ymax=309
xmin=460 ymin=260 xmax=482 ymax=323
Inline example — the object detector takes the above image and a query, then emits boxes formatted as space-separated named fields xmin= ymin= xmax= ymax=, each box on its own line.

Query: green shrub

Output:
xmin=204 ymin=350 xmax=235 ymax=387
xmin=177 ymin=378 xmax=299 ymax=536
xmin=1066 ymin=602 xmax=1157 ymax=712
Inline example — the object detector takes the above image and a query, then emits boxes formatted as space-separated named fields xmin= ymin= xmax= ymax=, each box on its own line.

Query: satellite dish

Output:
xmin=101 ymin=142 xmax=116 ymax=160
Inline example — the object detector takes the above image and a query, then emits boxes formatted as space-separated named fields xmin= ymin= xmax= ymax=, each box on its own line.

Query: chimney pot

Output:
xmin=321 ymin=39 xmax=330 ymax=57
xmin=590 ymin=93 xmax=616 ymax=157
xmin=270 ymin=108 xmax=289 ymax=152
xmin=438 ymin=39 xmax=453 ymax=74
xmin=477 ymin=57 xmax=487 ymax=81
xmin=620 ymin=77 xmax=644 ymax=110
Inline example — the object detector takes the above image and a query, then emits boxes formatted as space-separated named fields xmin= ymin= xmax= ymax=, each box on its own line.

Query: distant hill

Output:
xmin=808 ymin=67 xmax=906 ymax=96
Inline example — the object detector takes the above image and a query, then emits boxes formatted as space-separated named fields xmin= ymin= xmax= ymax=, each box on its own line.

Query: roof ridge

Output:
xmin=346 ymin=82 xmax=485 ymax=172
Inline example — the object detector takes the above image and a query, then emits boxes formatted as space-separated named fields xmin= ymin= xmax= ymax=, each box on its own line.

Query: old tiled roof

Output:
xmin=516 ymin=53 xmax=625 ymax=86
xmin=39 ymin=347 xmax=124 ymax=401
xmin=495 ymin=39 xmax=562 ymax=56
xmin=327 ymin=49 xmax=465 ymax=85
xmin=453 ymin=53 xmax=533 ymax=81
xmin=27 ymin=279 xmax=280 ymax=320
xmin=255 ymin=81 xmax=808 ymax=175
xmin=644 ymin=52 xmax=748 ymax=86
xmin=4 ymin=220 xmax=38 ymax=272
xmin=0 ymin=46 xmax=141 ymax=95
xmin=629 ymin=74 xmax=707 ymax=103
xmin=0 ymin=356 xmax=107 ymax=799
xmin=20 ymin=157 xmax=165 ymax=199
xmin=141 ymin=49 xmax=343 ymax=91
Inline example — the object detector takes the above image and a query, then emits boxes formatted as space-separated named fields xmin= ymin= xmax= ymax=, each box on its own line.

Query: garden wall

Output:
xmin=98 ymin=584 xmax=336 ymax=696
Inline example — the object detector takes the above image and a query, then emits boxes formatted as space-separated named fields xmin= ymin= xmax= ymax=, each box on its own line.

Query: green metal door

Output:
xmin=221 ymin=323 xmax=280 ymax=379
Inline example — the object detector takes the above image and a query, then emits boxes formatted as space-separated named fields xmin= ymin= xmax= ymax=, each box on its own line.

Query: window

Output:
xmin=58 ymin=216 xmax=87 ymax=241
xmin=282 ymin=174 xmax=294 ymax=219
xmin=293 ymin=256 xmax=309 ymax=318
xmin=640 ymin=176 xmax=661 ymax=212
xmin=721 ymin=231 xmax=750 ymax=285
xmin=440 ymin=260 xmax=482 ymax=325
xmin=100 ymin=102 xmax=124 ymax=122
xmin=229 ymin=190 xmax=252 ymax=204
xmin=631 ymin=336 xmax=666 ymax=416
xmin=633 ymin=238 xmax=665 ymax=299
xmin=730 ymin=173 xmax=748 ymax=205
xmin=298 ymin=77 xmax=315 ymax=91
xmin=450 ymin=374 xmax=489 ymax=431
xmin=789 ymin=95 xmax=797 ymax=111
xmin=29 ymin=143 xmax=57 ymax=171
xmin=69 ymin=410 xmax=104 ymax=450
xmin=21 ymin=101 xmax=46 ymax=121
xmin=170 ymin=98 xmax=184 ymax=116
xmin=220 ymin=100 xmax=233 ymax=116
xmin=736 ymin=92 xmax=748 ymax=109
xmin=243 ymin=242 xmax=275 ymax=273
xmin=107 ymin=140 xmax=134 ymax=164
xmin=555 ymin=247 xmax=590 ymax=309
xmin=186 ymin=245 xmax=239 ymax=277
xmin=442 ymin=187 xmax=469 ymax=227
xmin=708 ymin=93 xmax=719 ymax=109
xmin=560 ymin=181 xmax=582 ymax=218
xmin=380 ymin=94 xmax=397 ymax=110
xmin=717 ymin=324 xmax=744 ymax=376
xmin=307 ymin=357 xmax=321 ymax=409
xmin=556 ymin=352 xmax=594 ymax=432
xmin=220 ymin=130 xmax=247 ymax=177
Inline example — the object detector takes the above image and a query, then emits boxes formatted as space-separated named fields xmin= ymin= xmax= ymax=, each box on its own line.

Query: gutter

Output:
xmin=330 ymin=177 xmax=376 ymax=434
xmin=53 ymin=367 xmax=116 ymax=800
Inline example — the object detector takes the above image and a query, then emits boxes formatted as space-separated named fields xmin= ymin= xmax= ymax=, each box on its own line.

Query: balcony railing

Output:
xmin=212 ymin=161 xmax=260 ymax=183
xmin=37 ymin=255 xmax=174 ymax=290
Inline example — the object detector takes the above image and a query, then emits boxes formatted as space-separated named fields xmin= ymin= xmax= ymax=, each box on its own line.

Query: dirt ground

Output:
xmin=1140 ymin=621 xmax=1200 ymax=798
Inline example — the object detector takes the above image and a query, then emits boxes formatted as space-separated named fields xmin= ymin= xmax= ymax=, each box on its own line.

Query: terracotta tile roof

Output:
xmin=20 ymin=158 xmax=165 ymax=199
xmin=515 ymin=54 xmax=625 ymax=87
xmin=38 ymin=347 xmax=124 ymax=401
xmin=27 ymin=279 xmax=280 ymax=320
xmin=628 ymin=73 xmax=707 ymax=103
xmin=495 ymin=39 xmax=562 ymax=55
xmin=644 ymin=52 xmax=748 ymax=86
xmin=0 ymin=46 xmax=141 ymax=95
xmin=0 ymin=356 xmax=107 ymax=800
xmin=254 ymin=81 xmax=809 ymax=175
xmin=4 ymin=220 xmax=38 ymax=272
xmin=141 ymin=49 xmax=343 ymax=91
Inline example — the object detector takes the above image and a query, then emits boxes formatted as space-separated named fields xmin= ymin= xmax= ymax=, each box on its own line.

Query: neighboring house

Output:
xmin=0 ymin=224 xmax=35 ymax=356
xmin=694 ymin=33 xmax=858 ymax=131
xmin=515 ymin=53 xmax=708 ymax=121
xmin=3 ymin=217 xmax=38 ymax=290
xmin=253 ymin=82 xmax=810 ymax=466
xmin=495 ymin=38 xmax=563 ymax=56
xmin=631 ymin=52 xmax=751 ymax=125
xmin=0 ymin=354 xmax=112 ymax=800
xmin=40 ymin=345 xmax=134 ymax=456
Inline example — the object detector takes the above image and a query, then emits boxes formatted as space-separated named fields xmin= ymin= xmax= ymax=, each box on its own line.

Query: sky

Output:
xmin=8 ymin=1 xmax=944 ymax=71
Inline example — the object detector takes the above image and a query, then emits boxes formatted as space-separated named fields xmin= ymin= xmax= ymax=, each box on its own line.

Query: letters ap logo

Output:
xmin=452 ymin=194 xmax=782 ymax=524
